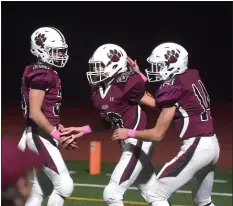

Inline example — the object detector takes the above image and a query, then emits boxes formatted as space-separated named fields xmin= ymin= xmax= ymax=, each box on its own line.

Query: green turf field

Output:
xmin=43 ymin=161 xmax=232 ymax=206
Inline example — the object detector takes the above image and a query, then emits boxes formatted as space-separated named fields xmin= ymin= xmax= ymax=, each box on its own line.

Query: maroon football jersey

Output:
xmin=155 ymin=69 xmax=214 ymax=139
xmin=21 ymin=63 xmax=62 ymax=127
xmin=91 ymin=71 xmax=147 ymax=130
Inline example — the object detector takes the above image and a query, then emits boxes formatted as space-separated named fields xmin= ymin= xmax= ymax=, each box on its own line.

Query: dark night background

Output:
xmin=2 ymin=1 xmax=232 ymax=105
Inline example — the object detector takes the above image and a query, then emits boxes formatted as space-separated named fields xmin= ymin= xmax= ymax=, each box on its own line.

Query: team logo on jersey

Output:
xmin=164 ymin=50 xmax=180 ymax=64
xmin=101 ymin=104 xmax=109 ymax=110
xmin=35 ymin=33 xmax=47 ymax=48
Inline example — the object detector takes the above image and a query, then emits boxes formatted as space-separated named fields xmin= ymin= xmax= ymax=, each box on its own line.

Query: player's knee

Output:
xmin=141 ymin=186 xmax=170 ymax=203
xmin=192 ymin=196 xmax=214 ymax=206
xmin=140 ymin=189 xmax=154 ymax=203
xmin=56 ymin=174 xmax=74 ymax=197
xmin=25 ymin=193 xmax=44 ymax=206
xmin=103 ymin=182 xmax=123 ymax=204
xmin=143 ymin=191 xmax=169 ymax=204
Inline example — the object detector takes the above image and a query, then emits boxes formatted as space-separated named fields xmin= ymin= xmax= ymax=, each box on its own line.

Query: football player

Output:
xmin=18 ymin=27 xmax=77 ymax=206
xmin=61 ymin=44 xmax=171 ymax=206
xmin=112 ymin=42 xmax=220 ymax=206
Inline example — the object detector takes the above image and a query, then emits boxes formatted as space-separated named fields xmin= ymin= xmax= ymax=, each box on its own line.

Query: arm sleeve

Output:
xmin=28 ymin=70 xmax=54 ymax=91
xmin=155 ymin=85 xmax=183 ymax=108
xmin=124 ymin=73 xmax=146 ymax=103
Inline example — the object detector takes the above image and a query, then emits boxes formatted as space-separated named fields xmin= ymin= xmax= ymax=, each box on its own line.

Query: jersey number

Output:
xmin=53 ymin=103 xmax=61 ymax=116
xmin=192 ymin=80 xmax=211 ymax=121
xmin=106 ymin=112 xmax=124 ymax=129
xmin=53 ymin=86 xmax=62 ymax=116
xmin=57 ymin=86 xmax=62 ymax=97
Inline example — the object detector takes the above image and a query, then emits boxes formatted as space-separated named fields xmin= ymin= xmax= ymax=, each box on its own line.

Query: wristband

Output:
xmin=82 ymin=125 xmax=92 ymax=134
xmin=139 ymin=72 xmax=147 ymax=82
xmin=128 ymin=129 xmax=136 ymax=138
xmin=50 ymin=128 xmax=60 ymax=140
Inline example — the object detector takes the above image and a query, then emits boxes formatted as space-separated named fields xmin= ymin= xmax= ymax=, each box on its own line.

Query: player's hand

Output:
xmin=63 ymin=134 xmax=82 ymax=149
xmin=58 ymin=135 xmax=73 ymax=147
xmin=58 ymin=124 xmax=65 ymax=132
xmin=60 ymin=127 xmax=84 ymax=149
xmin=127 ymin=56 xmax=140 ymax=73
xmin=111 ymin=128 xmax=129 ymax=140
xmin=58 ymin=133 xmax=83 ymax=149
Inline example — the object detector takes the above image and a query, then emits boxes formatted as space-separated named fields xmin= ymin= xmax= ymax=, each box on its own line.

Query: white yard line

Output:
xmin=74 ymin=183 xmax=232 ymax=197
xmin=69 ymin=170 xmax=77 ymax=174
xmin=214 ymin=179 xmax=228 ymax=183
xmin=105 ymin=173 xmax=228 ymax=183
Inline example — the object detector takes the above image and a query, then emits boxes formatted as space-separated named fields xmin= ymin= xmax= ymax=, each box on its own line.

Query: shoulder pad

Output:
xmin=156 ymin=84 xmax=182 ymax=107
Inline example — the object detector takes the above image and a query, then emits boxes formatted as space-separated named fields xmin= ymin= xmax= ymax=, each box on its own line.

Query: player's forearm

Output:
xmin=140 ymin=92 xmax=158 ymax=110
xmin=133 ymin=106 xmax=175 ymax=141
xmin=29 ymin=111 xmax=55 ymax=135
xmin=140 ymin=96 xmax=156 ymax=108
xmin=138 ymin=72 xmax=147 ymax=82
xmin=134 ymin=128 xmax=163 ymax=141
xmin=78 ymin=123 xmax=110 ymax=135
xmin=86 ymin=117 xmax=111 ymax=133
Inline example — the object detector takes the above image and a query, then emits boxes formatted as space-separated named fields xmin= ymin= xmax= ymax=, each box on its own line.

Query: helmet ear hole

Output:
xmin=112 ymin=64 xmax=118 ymax=69
xmin=169 ymin=73 xmax=174 ymax=78
xmin=101 ymin=62 xmax=105 ymax=68
xmin=167 ymin=67 xmax=175 ymax=71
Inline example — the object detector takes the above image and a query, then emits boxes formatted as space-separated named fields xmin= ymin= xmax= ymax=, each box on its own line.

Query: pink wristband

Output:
xmin=82 ymin=125 xmax=92 ymax=134
xmin=139 ymin=72 xmax=147 ymax=82
xmin=128 ymin=129 xmax=136 ymax=138
xmin=50 ymin=128 xmax=60 ymax=140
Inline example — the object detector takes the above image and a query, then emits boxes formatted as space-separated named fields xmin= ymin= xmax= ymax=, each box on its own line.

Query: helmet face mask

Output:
xmin=47 ymin=47 xmax=68 ymax=67
xmin=146 ymin=60 xmax=168 ymax=82
xmin=87 ymin=61 xmax=109 ymax=85
xmin=86 ymin=44 xmax=128 ymax=85
xmin=30 ymin=27 xmax=69 ymax=68
xmin=146 ymin=42 xmax=188 ymax=82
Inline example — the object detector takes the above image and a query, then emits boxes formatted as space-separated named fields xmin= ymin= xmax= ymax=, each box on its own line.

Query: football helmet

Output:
xmin=146 ymin=42 xmax=188 ymax=82
xmin=30 ymin=27 xmax=69 ymax=68
xmin=86 ymin=43 xmax=128 ymax=85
